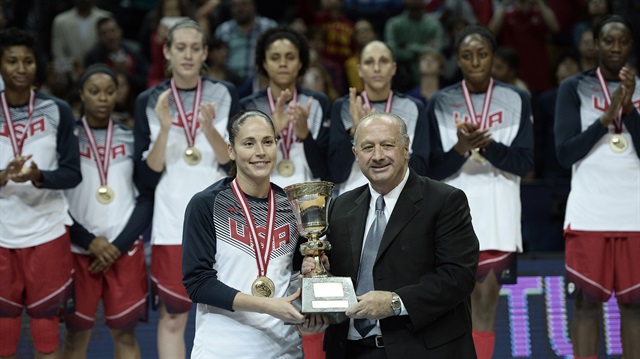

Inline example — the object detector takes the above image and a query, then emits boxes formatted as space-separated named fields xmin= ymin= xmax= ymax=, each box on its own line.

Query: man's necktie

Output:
xmin=354 ymin=195 xmax=386 ymax=337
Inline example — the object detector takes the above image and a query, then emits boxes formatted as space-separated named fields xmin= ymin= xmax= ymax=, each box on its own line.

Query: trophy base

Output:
xmin=300 ymin=276 xmax=356 ymax=324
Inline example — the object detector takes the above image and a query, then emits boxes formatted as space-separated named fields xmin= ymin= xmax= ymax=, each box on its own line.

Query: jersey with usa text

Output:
xmin=555 ymin=70 xmax=640 ymax=231
xmin=0 ymin=91 xmax=81 ymax=248
xmin=427 ymin=81 xmax=534 ymax=252
xmin=182 ymin=177 xmax=302 ymax=358
xmin=65 ymin=122 xmax=136 ymax=255
xmin=240 ymin=87 xmax=330 ymax=188
xmin=134 ymin=77 xmax=239 ymax=245
xmin=329 ymin=91 xmax=429 ymax=195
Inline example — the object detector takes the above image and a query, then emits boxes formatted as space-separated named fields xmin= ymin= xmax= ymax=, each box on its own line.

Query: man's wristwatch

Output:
xmin=391 ymin=292 xmax=401 ymax=316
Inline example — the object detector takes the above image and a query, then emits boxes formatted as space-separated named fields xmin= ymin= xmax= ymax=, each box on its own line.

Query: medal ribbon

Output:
xmin=361 ymin=90 xmax=394 ymax=113
xmin=230 ymin=178 xmax=276 ymax=277
xmin=461 ymin=78 xmax=494 ymax=130
xmin=1 ymin=91 xmax=36 ymax=156
xmin=81 ymin=117 xmax=113 ymax=187
xmin=267 ymin=87 xmax=297 ymax=160
xmin=596 ymin=67 xmax=623 ymax=134
xmin=170 ymin=78 xmax=202 ymax=148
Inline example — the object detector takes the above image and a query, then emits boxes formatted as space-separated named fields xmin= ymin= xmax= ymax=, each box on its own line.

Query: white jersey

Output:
xmin=182 ymin=178 xmax=302 ymax=358
xmin=555 ymin=70 xmax=640 ymax=231
xmin=135 ymin=78 xmax=238 ymax=245
xmin=0 ymin=92 xmax=81 ymax=248
xmin=428 ymin=81 xmax=534 ymax=252
xmin=65 ymin=122 xmax=136 ymax=254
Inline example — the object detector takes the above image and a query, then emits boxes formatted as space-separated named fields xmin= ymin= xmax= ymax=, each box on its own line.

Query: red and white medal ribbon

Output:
xmin=170 ymin=78 xmax=203 ymax=148
xmin=267 ymin=87 xmax=297 ymax=161
xmin=230 ymin=178 xmax=276 ymax=278
xmin=596 ymin=67 xmax=623 ymax=134
xmin=1 ymin=90 xmax=35 ymax=156
xmin=461 ymin=78 xmax=494 ymax=130
xmin=81 ymin=117 xmax=114 ymax=188
xmin=362 ymin=91 xmax=394 ymax=113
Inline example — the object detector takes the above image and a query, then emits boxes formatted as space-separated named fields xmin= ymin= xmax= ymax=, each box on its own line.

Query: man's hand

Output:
xmin=345 ymin=290 xmax=395 ymax=320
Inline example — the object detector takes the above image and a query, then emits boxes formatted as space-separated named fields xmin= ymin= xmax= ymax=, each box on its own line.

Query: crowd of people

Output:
xmin=0 ymin=0 xmax=639 ymax=358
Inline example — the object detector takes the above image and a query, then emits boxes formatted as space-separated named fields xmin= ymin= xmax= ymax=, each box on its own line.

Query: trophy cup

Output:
xmin=284 ymin=181 xmax=357 ymax=323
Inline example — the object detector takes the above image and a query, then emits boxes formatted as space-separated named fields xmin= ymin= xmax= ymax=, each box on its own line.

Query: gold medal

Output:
xmin=277 ymin=159 xmax=295 ymax=177
xmin=251 ymin=276 xmax=276 ymax=298
xmin=96 ymin=185 xmax=114 ymax=204
xmin=610 ymin=134 xmax=628 ymax=153
xmin=470 ymin=148 xmax=486 ymax=164
xmin=184 ymin=146 xmax=201 ymax=165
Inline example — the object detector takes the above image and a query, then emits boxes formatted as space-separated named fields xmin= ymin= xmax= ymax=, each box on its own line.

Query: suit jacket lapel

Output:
xmin=347 ymin=189 xmax=370 ymax=278
xmin=376 ymin=170 xmax=422 ymax=262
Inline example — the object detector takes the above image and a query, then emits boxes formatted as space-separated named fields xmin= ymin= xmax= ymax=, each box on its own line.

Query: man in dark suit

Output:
xmin=324 ymin=112 xmax=479 ymax=358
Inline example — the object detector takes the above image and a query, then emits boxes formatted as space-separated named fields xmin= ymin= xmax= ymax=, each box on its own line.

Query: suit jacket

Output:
xmin=324 ymin=169 xmax=479 ymax=359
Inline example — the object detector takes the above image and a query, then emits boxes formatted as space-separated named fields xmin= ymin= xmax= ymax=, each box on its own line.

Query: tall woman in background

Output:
xmin=555 ymin=15 xmax=640 ymax=359
xmin=240 ymin=27 xmax=331 ymax=189
xmin=63 ymin=65 xmax=152 ymax=359
xmin=0 ymin=28 xmax=81 ymax=359
xmin=134 ymin=19 xmax=238 ymax=359
xmin=426 ymin=25 xmax=533 ymax=359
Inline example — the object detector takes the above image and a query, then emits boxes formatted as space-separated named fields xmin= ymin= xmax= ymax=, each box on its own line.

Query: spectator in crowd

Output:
xmin=113 ymin=71 xmax=136 ymax=128
xmin=489 ymin=0 xmax=560 ymax=94
xmin=491 ymin=47 xmax=531 ymax=94
xmin=39 ymin=59 xmax=75 ymax=105
xmin=342 ymin=0 xmax=404 ymax=37
xmin=140 ymin=0 xmax=192 ymax=88
xmin=426 ymin=25 xmax=533 ymax=359
xmin=182 ymin=109 xmax=327 ymax=358
xmin=84 ymin=16 xmax=149 ymax=96
xmin=214 ymin=0 xmax=277 ymax=83
xmin=555 ymin=15 xmax=640 ymax=359
xmin=51 ymin=0 xmax=111 ymax=78
xmin=323 ymin=112 xmax=479 ymax=359
xmin=577 ymin=28 xmax=598 ymax=71
xmin=384 ymin=0 xmax=444 ymax=91
xmin=240 ymin=27 xmax=331 ymax=189
xmin=0 ymin=27 xmax=82 ymax=359
xmin=297 ymin=0 xmax=355 ymax=69
xmin=134 ymin=19 xmax=238 ymax=359
xmin=329 ymin=40 xmax=429 ymax=195
xmin=534 ymin=51 xmax=580 ymax=180
xmin=344 ymin=19 xmax=378 ymax=92
xmin=406 ymin=48 xmax=445 ymax=106
xmin=306 ymin=25 xmax=345 ymax=93
xmin=302 ymin=49 xmax=340 ymax=104
xmin=206 ymin=37 xmax=243 ymax=86
xmin=63 ymin=64 xmax=152 ymax=359
xmin=572 ymin=0 xmax=611 ymax=49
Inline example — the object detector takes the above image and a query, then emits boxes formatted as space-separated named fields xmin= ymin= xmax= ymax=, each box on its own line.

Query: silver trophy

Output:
xmin=284 ymin=181 xmax=356 ymax=323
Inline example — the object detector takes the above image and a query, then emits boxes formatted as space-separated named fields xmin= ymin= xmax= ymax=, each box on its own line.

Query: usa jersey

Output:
xmin=0 ymin=91 xmax=81 ymax=248
xmin=182 ymin=178 xmax=303 ymax=358
xmin=555 ymin=70 xmax=640 ymax=231
xmin=329 ymin=91 xmax=429 ymax=195
xmin=427 ymin=81 xmax=533 ymax=252
xmin=134 ymin=78 xmax=239 ymax=245
xmin=240 ymin=87 xmax=331 ymax=188
xmin=65 ymin=122 xmax=138 ymax=254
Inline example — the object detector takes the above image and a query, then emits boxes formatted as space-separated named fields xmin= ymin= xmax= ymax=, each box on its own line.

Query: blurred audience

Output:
xmin=492 ymin=47 xmax=531 ymax=94
xmin=84 ymin=16 xmax=149 ymax=96
xmin=51 ymin=0 xmax=111 ymax=78
xmin=214 ymin=0 xmax=277 ymax=83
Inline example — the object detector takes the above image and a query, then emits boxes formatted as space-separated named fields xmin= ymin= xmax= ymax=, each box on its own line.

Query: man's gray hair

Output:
xmin=352 ymin=112 xmax=410 ymax=148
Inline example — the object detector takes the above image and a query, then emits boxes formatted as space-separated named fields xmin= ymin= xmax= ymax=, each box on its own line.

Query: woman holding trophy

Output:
xmin=182 ymin=110 xmax=327 ymax=358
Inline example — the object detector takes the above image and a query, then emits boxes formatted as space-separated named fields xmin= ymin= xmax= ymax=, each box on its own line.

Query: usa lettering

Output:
xmin=0 ymin=117 xmax=46 ymax=138
xmin=229 ymin=218 xmax=291 ymax=250
xmin=172 ymin=112 xmax=200 ymax=129
xmin=80 ymin=143 xmax=127 ymax=160
xmin=453 ymin=110 xmax=504 ymax=128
